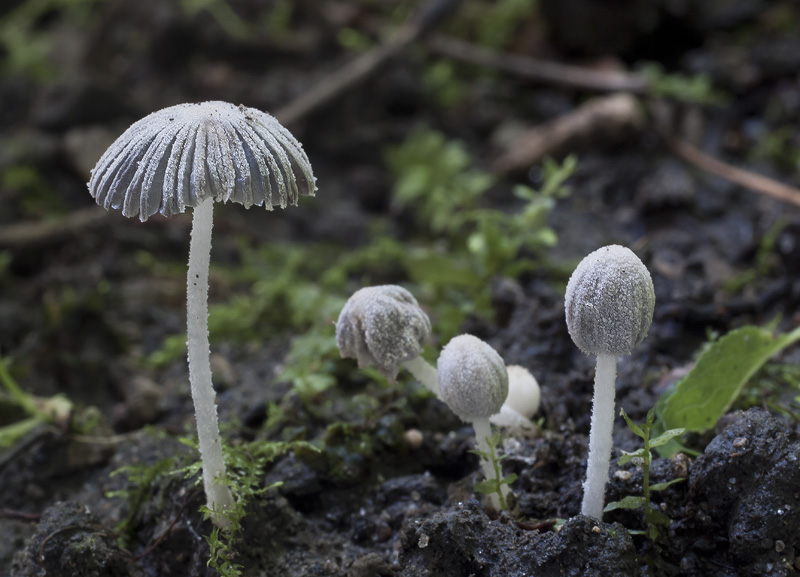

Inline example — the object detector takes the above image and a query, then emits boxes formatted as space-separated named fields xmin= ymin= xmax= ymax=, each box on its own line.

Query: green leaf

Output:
xmin=620 ymin=407 xmax=645 ymax=438
xmin=618 ymin=449 xmax=647 ymax=466
xmin=500 ymin=473 xmax=518 ymax=486
xmin=604 ymin=496 xmax=645 ymax=512
xmin=648 ymin=428 xmax=686 ymax=448
xmin=649 ymin=478 xmax=685 ymax=492
xmin=654 ymin=325 xmax=800 ymax=457
xmin=473 ymin=479 xmax=498 ymax=494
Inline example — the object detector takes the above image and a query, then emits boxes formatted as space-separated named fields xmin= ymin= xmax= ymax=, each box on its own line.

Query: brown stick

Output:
xmin=432 ymin=35 xmax=800 ymax=206
xmin=275 ymin=0 xmax=462 ymax=126
xmin=427 ymin=35 xmax=649 ymax=94
xmin=669 ymin=138 xmax=800 ymax=209
xmin=491 ymin=93 xmax=644 ymax=175
xmin=0 ymin=206 xmax=110 ymax=249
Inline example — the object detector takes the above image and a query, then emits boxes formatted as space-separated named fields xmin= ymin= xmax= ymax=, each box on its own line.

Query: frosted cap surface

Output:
xmin=335 ymin=285 xmax=431 ymax=382
xmin=88 ymin=101 xmax=316 ymax=221
xmin=438 ymin=334 xmax=508 ymax=421
xmin=564 ymin=244 xmax=655 ymax=356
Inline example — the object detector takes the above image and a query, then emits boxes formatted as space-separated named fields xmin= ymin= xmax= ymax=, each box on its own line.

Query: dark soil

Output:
xmin=2 ymin=1 xmax=800 ymax=576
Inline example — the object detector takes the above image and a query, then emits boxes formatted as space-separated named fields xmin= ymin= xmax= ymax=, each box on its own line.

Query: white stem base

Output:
xmin=401 ymin=356 xmax=440 ymax=396
xmin=187 ymin=197 xmax=234 ymax=528
xmin=581 ymin=353 xmax=617 ymax=520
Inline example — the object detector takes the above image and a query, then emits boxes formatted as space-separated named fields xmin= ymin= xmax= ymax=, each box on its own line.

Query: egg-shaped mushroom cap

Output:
xmin=438 ymin=334 xmax=508 ymax=421
xmin=88 ymin=101 xmax=316 ymax=222
xmin=565 ymin=244 xmax=655 ymax=356
xmin=335 ymin=285 xmax=431 ymax=383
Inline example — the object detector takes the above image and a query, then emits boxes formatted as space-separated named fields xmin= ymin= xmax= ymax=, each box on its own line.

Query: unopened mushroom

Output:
xmin=564 ymin=244 xmax=654 ymax=520
xmin=490 ymin=365 xmax=541 ymax=432
xmin=335 ymin=285 xmax=438 ymax=393
xmin=437 ymin=334 xmax=509 ymax=509
xmin=88 ymin=101 xmax=316 ymax=527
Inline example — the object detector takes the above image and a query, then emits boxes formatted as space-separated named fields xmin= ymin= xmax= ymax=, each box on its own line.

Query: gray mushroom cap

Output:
xmin=438 ymin=334 xmax=509 ymax=421
xmin=335 ymin=285 xmax=432 ymax=382
xmin=564 ymin=244 xmax=655 ymax=356
xmin=88 ymin=101 xmax=316 ymax=222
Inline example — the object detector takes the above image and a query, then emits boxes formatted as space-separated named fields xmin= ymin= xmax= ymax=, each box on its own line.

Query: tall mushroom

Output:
xmin=564 ymin=245 xmax=654 ymax=520
xmin=88 ymin=101 xmax=316 ymax=527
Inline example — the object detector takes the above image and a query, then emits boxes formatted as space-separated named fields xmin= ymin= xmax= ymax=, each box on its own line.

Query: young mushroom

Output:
xmin=335 ymin=285 xmax=438 ymax=394
xmin=564 ymin=244 xmax=655 ymax=520
xmin=437 ymin=334 xmax=509 ymax=509
xmin=490 ymin=365 xmax=541 ymax=432
xmin=88 ymin=101 xmax=316 ymax=527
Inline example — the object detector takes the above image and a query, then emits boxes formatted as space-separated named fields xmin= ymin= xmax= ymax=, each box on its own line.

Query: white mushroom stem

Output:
xmin=581 ymin=353 xmax=617 ymax=520
xmin=187 ymin=196 xmax=234 ymax=527
xmin=472 ymin=417 xmax=508 ymax=510
xmin=400 ymin=356 xmax=439 ymax=395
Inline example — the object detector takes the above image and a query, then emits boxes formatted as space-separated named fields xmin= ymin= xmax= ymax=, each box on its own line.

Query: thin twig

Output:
xmin=275 ymin=0 xmax=462 ymax=125
xmin=427 ymin=35 xmax=649 ymax=94
xmin=669 ymin=138 xmax=800 ymax=209
xmin=430 ymin=36 xmax=800 ymax=207
xmin=133 ymin=495 xmax=195 ymax=562
xmin=0 ymin=509 xmax=41 ymax=522
xmin=0 ymin=206 xmax=110 ymax=249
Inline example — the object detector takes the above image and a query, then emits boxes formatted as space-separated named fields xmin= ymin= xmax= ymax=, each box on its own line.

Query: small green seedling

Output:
xmin=0 ymin=356 xmax=73 ymax=447
xmin=604 ymin=408 xmax=685 ymax=542
xmin=470 ymin=431 xmax=517 ymax=512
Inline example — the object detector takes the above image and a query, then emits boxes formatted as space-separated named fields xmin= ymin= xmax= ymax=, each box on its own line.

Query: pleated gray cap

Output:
xmin=88 ymin=101 xmax=316 ymax=221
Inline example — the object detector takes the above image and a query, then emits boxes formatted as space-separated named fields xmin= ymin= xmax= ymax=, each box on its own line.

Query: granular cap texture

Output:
xmin=565 ymin=245 xmax=655 ymax=356
xmin=336 ymin=285 xmax=431 ymax=382
xmin=438 ymin=334 xmax=508 ymax=421
xmin=88 ymin=101 xmax=316 ymax=221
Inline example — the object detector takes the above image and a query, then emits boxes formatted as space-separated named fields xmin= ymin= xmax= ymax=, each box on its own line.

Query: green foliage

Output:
xmin=0 ymin=0 xmax=104 ymax=81
xmin=179 ymin=0 xmax=252 ymax=40
xmin=749 ymin=125 xmax=800 ymax=173
xmin=449 ymin=0 xmax=539 ymax=50
xmin=386 ymin=129 xmax=494 ymax=234
xmin=107 ymin=450 xmax=178 ymax=546
xmin=470 ymin=431 xmax=517 ymax=511
xmin=276 ymin=330 xmax=340 ymax=400
xmin=188 ymin=435 xmax=320 ymax=577
xmin=0 ymin=356 xmax=73 ymax=447
xmin=654 ymin=324 xmax=800 ymax=457
xmin=640 ymin=62 xmax=727 ymax=105
xmin=465 ymin=157 xmax=575 ymax=278
xmin=723 ymin=219 xmax=786 ymax=293
xmin=604 ymin=408 xmax=685 ymax=542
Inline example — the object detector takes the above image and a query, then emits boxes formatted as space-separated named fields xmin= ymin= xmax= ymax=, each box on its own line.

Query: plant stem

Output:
xmin=187 ymin=197 xmax=234 ymax=528
xmin=473 ymin=417 xmax=505 ymax=510
xmin=581 ymin=353 xmax=617 ymax=520
xmin=400 ymin=356 xmax=439 ymax=395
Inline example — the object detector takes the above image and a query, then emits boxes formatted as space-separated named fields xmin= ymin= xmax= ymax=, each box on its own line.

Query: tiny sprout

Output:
xmin=438 ymin=334 xmax=509 ymax=509
xmin=564 ymin=245 xmax=655 ymax=520
xmin=335 ymin=285 xmax=438 ymax=393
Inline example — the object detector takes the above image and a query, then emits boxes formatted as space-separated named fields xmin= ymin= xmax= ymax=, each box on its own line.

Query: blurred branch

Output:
xmin=669 ymin=138 xmax=800 ymax=209
xmin=275 ymin=0 xmax=462 ymax=126
xmin=437 ymin=36 xmax=800 ymax=207
xmin=0 ymin=206 xmax=109 ymax=249
xmin=427 ymin=35 xmax=649 ymax=94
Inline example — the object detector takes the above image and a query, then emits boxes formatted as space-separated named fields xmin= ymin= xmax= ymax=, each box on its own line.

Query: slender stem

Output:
xmin=400 ymin=356 xmax=440 ymax=396
xmin=473 ymin=417 xmax=506 ymax=510
xmin=581 ymin=353 xmax=617 ymax=520
xmin=187 ymin=197 xmax=234 ymax=527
